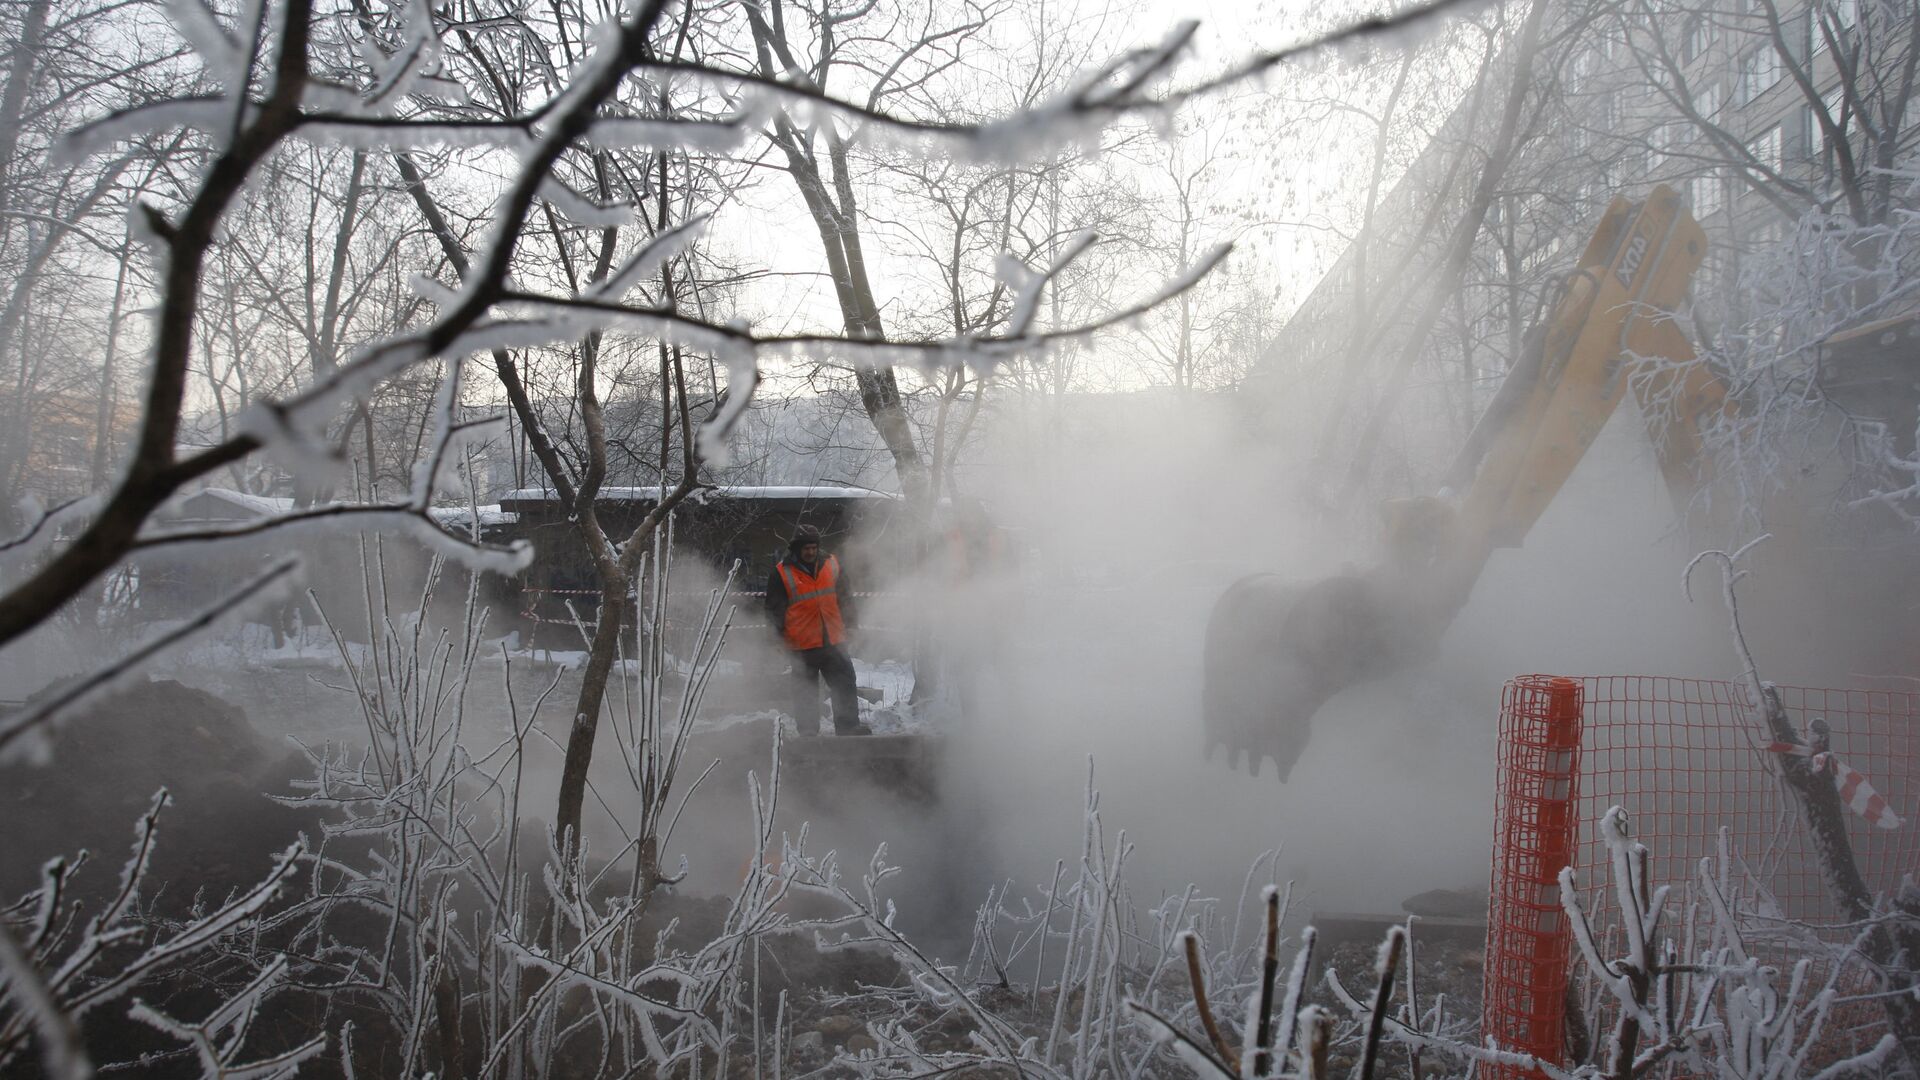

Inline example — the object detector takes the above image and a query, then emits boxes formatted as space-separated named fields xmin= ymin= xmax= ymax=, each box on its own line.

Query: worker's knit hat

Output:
xmin=789 ymin=524 xmax=823 ymax=549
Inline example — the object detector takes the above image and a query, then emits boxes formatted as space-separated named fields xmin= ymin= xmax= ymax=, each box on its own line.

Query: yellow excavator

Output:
xmin=1206 ymin=184 xmax=1730 ymax=779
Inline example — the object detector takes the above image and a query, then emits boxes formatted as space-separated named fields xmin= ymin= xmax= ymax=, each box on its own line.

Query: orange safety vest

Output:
xmin=944 ymin=526 xmax=1009 ymax=583
xmin=778 ymin=555 xmax=845 ymax=650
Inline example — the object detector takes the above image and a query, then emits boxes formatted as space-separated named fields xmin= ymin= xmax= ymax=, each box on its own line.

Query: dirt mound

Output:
xmin=0 ymin=678 xmax=317 ymax=908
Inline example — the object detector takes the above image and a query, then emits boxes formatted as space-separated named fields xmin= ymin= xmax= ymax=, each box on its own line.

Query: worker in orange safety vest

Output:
xmin=764 ymin=524 xmax=871 ymax=736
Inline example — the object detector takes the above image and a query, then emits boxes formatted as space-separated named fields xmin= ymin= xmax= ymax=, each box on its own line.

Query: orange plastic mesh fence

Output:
xmin=1483 ymin=674 xmax=1920 ymax=1076
xmin=1484 ymin=676 xmax=1587 ymax=1078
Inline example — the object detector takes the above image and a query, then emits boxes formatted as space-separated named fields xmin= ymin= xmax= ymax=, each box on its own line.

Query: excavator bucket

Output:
xmin=1204 ymin=572 xmax=1413 ymax=779
xmin=1205 ymin=187 xmax=1708 ymax=780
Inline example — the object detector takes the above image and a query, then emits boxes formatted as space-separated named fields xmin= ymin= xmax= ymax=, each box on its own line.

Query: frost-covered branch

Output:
xmin=0 ymin=792 xmax=308 ymax=1077
xmin=0 ymin=0 xmax=322 ymax=648
xmin=1682 ymin=534 xmax=1772 ymax=707
xmin=1641 ymin=171 xmax=1920 ymax=537
xmin=0 ymin=498 xmax=95 ymax=555
xmin=0 ymin=920 xmax=88 ymax=1080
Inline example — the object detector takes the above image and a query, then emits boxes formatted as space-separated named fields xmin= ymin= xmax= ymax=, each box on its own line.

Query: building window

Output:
xmin=1746 ymin=124 xmax=1783 ymax=175
xmin=1691 ymin=173 xmax=1725 ymax=218
xmin=1815 ymin=85 xmax=1848 ymax=180
xmin=1697 ymin=82 xmax=1724 ymax=120
xmin=1569 ymin=49 xmax=1596 ymax=93
xmin=1651 ymin=122 xmax=1683 ymax=172
xmin=1684 ymin=14 xmax=1717 ymax=63
xmin=1602 ymin=93 xmax=1624 ymax=131
xmin=1738 ymin=47 xmax=1783 ymax=105
xmin=1522 ymin=235 xmax=1564 ymax=275
xmin=1812 ymin=0 xmax=1856 ymax=53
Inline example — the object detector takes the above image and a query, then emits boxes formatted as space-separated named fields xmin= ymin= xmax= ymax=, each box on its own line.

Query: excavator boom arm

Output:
xmin=1412 ymin=185 xmax=1717 ymax=620
xmin=1206 ymin=185 xmax=1725 ymax=780
xmin=1451 ymin=186 xmax=1713 ymax=576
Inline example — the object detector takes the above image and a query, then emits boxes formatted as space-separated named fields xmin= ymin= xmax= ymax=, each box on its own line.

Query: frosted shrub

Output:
xmin=0 ymin=791 xmax=311 ymax=1078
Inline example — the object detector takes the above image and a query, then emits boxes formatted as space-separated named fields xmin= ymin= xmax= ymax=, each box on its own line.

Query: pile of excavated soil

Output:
xmin=0 ymin=678 xmax=318 ymax=909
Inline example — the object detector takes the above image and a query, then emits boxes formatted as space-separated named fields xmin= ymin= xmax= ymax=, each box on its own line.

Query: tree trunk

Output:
xmin=89 ymin=244 xmax=133 ymax=489
xmin=0 ymin=0 xmax=48 ymax=220
xmin=1752 ymin=688 xmax=1920 ymax=1072
xmin=747 ymin=8 xmax=927 ymax=500
xmin=553 ymin=570 xmax=628 ymax=853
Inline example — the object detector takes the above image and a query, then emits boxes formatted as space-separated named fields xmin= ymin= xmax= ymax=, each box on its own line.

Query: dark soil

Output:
xmin=1 ymin=679 xmax=329 ymax=1077
xmin=1319 ymin=933 xmax=1485 ymax=1079
xmin=0 ymin=677 xmax=321 ymax=909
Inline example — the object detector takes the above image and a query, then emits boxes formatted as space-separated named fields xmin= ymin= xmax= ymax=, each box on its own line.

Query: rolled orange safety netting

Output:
xmin=1482 ymin=675 xmax=1583 ymax=1079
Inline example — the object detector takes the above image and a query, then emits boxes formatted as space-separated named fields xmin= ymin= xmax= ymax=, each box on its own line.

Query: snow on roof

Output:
xmin=186 ymin=488 xmax=296 ymax=518
xmin=500 ymin=484 xmax=898 ymax=504
xmin=427 ymin=505 xmax=518 ymax=527
xmin=178 ymin=491 xmax=520 ymax=529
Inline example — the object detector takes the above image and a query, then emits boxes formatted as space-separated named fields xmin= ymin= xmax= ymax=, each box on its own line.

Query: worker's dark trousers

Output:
xmin=791 ymin=644 xmax=861 ymax=735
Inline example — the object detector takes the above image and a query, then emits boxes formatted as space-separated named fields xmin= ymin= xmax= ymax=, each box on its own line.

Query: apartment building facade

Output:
xmin=1250 ymin=0 xmax=1916 ymax=502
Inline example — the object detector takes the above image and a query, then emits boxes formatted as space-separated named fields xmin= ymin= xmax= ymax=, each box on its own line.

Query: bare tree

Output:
xmin=0 ymin=0 xmax=183 ymax=530
xmin=1125 ymin=112 xmax=1282 ymax=394
xmin=1615 ymin=0 xmax=1920 ymax=229
xmin=739 ymin=0 xmax=1000 ymax=505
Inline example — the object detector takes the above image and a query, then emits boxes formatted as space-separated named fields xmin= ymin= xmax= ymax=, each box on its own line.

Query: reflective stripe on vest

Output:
xmin=779 ymin=555 xmax=844 ymax=650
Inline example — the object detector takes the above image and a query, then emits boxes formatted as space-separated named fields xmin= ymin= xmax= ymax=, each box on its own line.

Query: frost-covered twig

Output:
xmin=0 ymin=497 xmax=95 ymax=556
xmin=1125 ymin=998 xmax=1237 ymax=1078
xmin=127 ymin=956 xmax=329 ymax=1079
xmin=792 ymin=850 xmax=1039 ymax=1073
xmin=1681 ymin=535 xmax=1772 ymax=707
xmin=0 ymin=791 xmax=308 ymax=1077
xmin=1180 ymin=930 xmax=1238 ymax=1071
xmin=1355 ymin=927 xmax=1405 ymax=1080
xmin=0 ymin=920 xmax=89 ymax=1080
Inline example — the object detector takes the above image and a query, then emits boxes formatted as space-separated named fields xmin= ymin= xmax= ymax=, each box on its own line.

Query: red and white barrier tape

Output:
xmin=1767 ymin=741 xmax=1904 ymax=829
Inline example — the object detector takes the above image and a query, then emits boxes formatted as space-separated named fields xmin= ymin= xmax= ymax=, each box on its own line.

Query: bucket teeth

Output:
xmin=1204 ymin=572 xmax=1410 ymax=782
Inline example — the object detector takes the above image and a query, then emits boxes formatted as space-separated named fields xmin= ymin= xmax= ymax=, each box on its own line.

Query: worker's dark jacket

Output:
xmin=765 ymin=554 xmax=857 ymax=649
